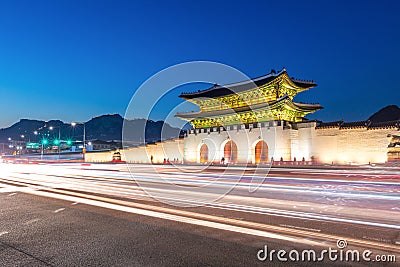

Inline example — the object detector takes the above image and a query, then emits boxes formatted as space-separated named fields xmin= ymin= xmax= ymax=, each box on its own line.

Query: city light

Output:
xmin=71 ymin=122 xmax=86 ymax=151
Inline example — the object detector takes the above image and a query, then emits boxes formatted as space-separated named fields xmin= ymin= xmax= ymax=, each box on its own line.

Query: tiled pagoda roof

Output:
xmin=175 ymin=95 xmax=322 ymax=119
xmin=179 ymin=68 xmax=316 ymax=100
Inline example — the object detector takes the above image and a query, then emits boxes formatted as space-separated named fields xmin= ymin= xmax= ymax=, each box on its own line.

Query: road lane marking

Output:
xmin=0 ymin=231 xmax=9 ymax=236
xmin=54 ymin=208 xmax=65 ymax=213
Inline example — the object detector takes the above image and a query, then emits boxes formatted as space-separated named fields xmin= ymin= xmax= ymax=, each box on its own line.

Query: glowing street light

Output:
xmin=40 ymin=138 xmax=48 ymax=160
xmin=71 ymin=122 xmax=86 ymax=153
xmin=49 ymin=125 xmax=62 ymax=158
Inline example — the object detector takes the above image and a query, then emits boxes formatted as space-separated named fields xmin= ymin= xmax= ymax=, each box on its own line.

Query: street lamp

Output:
xmin=34 ymin=130 xmax=48 ymax=160
xmin=41 ymin=138 xmax=49 ymax=160
xmin=49 ymin=126 xmax=62 ymax=158
xmin=7 ymin=138 xmax=12 ymax=154
xmin=19 ymin=135 xmax=25 ymax=154
xmin=71 ymin=122 xmax=86 ymax=153
xmin=35 ymin=130 xmax=41 ymax=158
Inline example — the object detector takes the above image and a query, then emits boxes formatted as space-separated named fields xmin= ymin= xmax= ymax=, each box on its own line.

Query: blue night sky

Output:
xmin=0 ymin=0 xmax=399 ymax=128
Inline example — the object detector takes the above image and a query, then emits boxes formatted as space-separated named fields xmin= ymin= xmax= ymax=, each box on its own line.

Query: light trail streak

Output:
xmin=1 ymin=163 xmax=399 ymax=236
xmin=19 ymin=187 xmax=322 ymax=247
xmin=1 ymin=173 xmax=399 ymax=231
xmin=5 ymin=168 xmax=400 ymax=203
xmin=2 ymin=183 xmax=400 ymax=253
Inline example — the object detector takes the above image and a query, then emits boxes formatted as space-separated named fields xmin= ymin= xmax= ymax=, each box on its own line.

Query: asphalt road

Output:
xmin=0 ymin=192 xmax=272 ymax=266
xmin=0 ymin=163 xmax=399 ymax=266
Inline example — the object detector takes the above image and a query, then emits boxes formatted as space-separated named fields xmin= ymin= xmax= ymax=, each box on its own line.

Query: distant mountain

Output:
xmin=86 ymin=114 xmax=124 ymax=141
xmin=123 ymin=118 xmax=182 ymax=143
xmin=368 ymin=105 xmax=400 ymax=122
xmin=0 ymin=114 xmax=181 ymax=144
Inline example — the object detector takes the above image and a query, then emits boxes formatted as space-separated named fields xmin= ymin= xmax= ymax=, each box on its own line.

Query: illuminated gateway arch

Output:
xmin=176 ymin=68 xmax=322 ymax=164
xmin=175 ymin=68 xmax=400 ymax=165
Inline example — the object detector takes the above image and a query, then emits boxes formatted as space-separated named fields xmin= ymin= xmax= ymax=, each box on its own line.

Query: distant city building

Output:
xmin=91 ymin=140 xmax=121 ymax=151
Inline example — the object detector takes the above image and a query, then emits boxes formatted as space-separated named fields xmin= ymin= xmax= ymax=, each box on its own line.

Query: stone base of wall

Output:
xmin=85 ymin=138 xmax=184 ymax=164
xmin=85 ymin=122 xmax=398 ymax=165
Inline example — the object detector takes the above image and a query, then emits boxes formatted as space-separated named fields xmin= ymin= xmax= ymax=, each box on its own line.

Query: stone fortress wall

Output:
xmin=85 ymin=121 xmax=399 ymax=165
xmin=183 ymin=121 xmax=399 ymax=165
xmin=85 ymin=138 xmax=184 ymax=164
xmin=312 ymin=124 xmax=399 ymax=164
